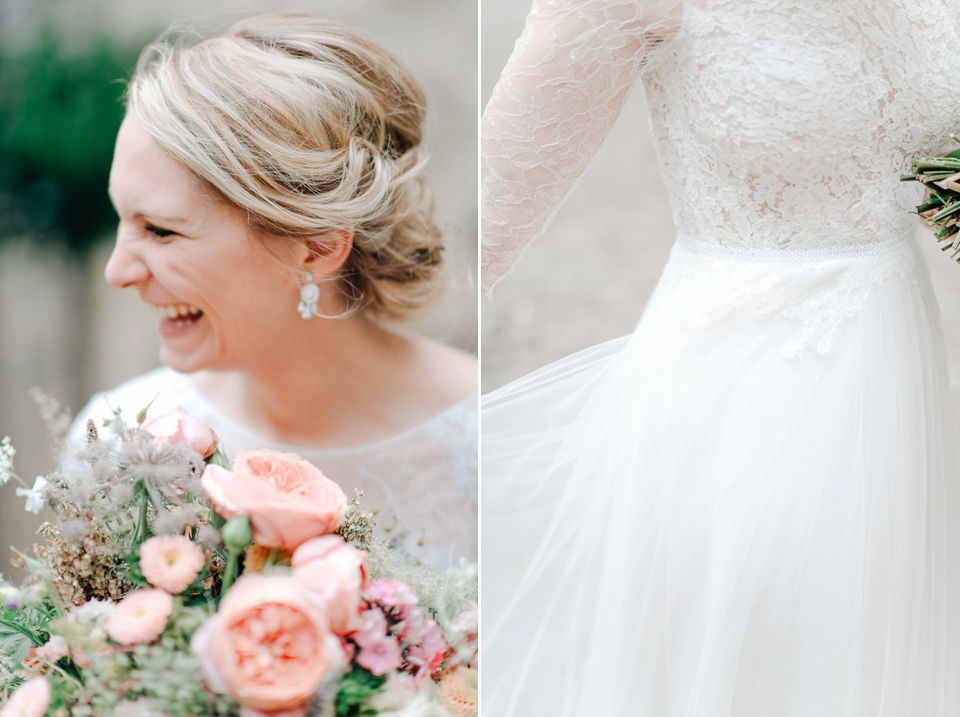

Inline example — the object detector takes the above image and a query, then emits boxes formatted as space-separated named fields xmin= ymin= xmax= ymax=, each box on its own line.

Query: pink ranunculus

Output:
xmin=401 ymin=609 xmax=448 ymax=684
xmin=108 ymin=589 xmax=174 ymax=645
xmin=366 ymin=579 xmax=418 ymax=614
xmin=201 ymin=449 xmax=347 ymax=551
xmin=407 ymin=628 xmax=447 ymax=679
xmin=2 ymin=676 xmax=51 ymax=717
xmin=190 ymin=574 xmax=339 ymax=713
xmin=353 ymin=608 xmax=389 ymax=649
xmin=397 ymin=607 xmax=427 ymax=642
xmin=292 ymin=536 xmax=369 ymax=635
xmin=140 ymin=534 xmax=206 ymax=595
xmin=143 ymin=407 xmax=219 ymax=459
xmin=356 ymin=634 xmax=403 ymax=676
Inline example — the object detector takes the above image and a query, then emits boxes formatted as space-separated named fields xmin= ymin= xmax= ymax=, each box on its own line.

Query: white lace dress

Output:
xmin=71 ymin=368 xmax=478 ymax=569
xmin=482 ymin=1 xmax=960 ymax=714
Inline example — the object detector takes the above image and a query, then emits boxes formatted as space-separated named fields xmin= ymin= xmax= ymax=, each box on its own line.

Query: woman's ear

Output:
xmin=299 ymin=228 xmax=355 ymax=276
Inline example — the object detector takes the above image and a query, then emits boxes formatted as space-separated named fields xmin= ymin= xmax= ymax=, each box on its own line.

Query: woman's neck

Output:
xmin=189 ymin=315 xmax=474 ymax=448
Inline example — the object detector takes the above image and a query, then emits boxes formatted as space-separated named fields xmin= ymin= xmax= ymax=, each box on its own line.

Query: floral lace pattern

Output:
xmin=481 ymin=0 xmax=684 ymax=292
xmin=649 ymin=1 xmax=960 ymax=251
xmin=664 ymin=232 xmax=922 ymax=359
xmin=482 ymin=0 xmax=960 ymax=292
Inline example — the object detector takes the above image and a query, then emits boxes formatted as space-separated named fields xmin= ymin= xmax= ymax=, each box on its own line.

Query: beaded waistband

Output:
xmin=676 ymin=230 xmax=913 ymax=263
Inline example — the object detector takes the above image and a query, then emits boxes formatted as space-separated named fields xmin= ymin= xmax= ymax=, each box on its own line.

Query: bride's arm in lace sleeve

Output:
xmin=481 ymin=0 xmax=683 ymax=294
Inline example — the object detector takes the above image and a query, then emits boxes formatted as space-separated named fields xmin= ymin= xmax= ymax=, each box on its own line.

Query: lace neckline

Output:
xmin=149 ymin=367 xmax=477 ymax=458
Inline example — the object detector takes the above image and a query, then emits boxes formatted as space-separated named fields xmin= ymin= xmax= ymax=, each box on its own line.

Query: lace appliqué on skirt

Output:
xmin=664 ymin=232 xmax=921 ymax=359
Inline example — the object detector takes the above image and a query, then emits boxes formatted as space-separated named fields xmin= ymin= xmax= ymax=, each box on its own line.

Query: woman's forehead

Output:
xmin=109 ymin=115 xmax=222 ymax=221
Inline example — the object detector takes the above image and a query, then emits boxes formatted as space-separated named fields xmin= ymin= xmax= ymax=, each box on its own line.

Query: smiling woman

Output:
xmin=68 ymin=13 xmax=478 ymax=567
xmin=104 ymin=113 xmax=354 ymax=377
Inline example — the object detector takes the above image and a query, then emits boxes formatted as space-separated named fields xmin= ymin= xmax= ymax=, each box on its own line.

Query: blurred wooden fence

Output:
xmin=0 ymin=239 xmax=161 ymax=577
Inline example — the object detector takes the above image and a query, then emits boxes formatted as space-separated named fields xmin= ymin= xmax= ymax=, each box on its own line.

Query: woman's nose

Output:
xmin=104 ymin=231 xmax=150 ymax=289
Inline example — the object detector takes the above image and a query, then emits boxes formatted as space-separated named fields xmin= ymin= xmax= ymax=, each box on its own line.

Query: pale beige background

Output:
xmin=0 ymin=0 xmax=477 ymax=577
xmin=481 ymin=0 xmax=960 ymax=409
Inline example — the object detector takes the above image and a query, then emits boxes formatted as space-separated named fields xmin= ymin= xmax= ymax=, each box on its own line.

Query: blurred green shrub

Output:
xmin=0 ymin=31 xmax=142 ymax=253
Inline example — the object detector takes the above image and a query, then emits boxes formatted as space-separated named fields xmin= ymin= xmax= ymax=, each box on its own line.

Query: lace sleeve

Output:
xmin=481 ymin=0 xmax=684 ymax=294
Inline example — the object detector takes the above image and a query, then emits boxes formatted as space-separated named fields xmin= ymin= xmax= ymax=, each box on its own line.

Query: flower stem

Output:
xmin=10 ymin=473 xmax=30 ymax=490
xmin=221 ymin=545 xmax=242 ymax=595
xmin=137 ymin=493 xmax=149 ymax=544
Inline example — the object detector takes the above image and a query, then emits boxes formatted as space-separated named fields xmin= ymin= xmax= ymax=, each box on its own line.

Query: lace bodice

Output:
xmin=482 ymin=0 xmax=960 ymax=292
xmin=70 ymin=369 xmax=478 ymax=569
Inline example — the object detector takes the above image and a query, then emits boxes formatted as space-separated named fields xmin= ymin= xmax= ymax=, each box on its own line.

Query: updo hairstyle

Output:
xmin=127 ymin=14 xmax=444 ymax=320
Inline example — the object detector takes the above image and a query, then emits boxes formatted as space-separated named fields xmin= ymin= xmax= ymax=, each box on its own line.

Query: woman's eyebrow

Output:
xmin=107 ymin=188 xmax=187 ymax=225
xmin=131 ymin=210 xmax=189 ymax=225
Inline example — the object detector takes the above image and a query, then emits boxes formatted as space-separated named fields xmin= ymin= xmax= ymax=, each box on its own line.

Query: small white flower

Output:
xmin=16 ymin=475 xmax=48 ymax=514
xmin=0 ymin=436 xmax=15 ymax=487
xmin=70 ymin=598 xmax=116 ymax=623
xmin=67 ymin=599 xmax=116 ymax=641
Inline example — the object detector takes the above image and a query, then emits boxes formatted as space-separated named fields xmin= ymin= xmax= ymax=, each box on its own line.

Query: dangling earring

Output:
xmin=298 ymin=272 xmax=320 ymax=319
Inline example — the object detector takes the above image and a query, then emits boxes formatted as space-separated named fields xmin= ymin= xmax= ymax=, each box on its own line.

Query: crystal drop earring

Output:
xmin=297 ymin=272 xmax=320 ymax=319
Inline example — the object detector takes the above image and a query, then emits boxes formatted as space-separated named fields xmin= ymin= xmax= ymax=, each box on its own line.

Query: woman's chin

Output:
xmin=156 ymin=315 xmax=211 ymax=372
xmin=158 ymin=338 xmax=213 ymax=375
xmin=159 ymin=351 xmax=204 ymax=374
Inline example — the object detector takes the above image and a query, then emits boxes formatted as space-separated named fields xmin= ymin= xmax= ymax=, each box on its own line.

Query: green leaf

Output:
xmin=335 ymin=666 xmax=388 ymax=716
xmin=0 ymin=605 xmax=50 ymax=657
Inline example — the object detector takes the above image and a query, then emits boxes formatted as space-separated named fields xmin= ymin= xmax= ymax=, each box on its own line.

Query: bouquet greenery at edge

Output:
xmin=901 ymin=137 xmax=960 ymax=257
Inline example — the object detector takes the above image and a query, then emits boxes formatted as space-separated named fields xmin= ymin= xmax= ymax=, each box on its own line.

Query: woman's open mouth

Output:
xmin=157 ymin=303 xmax=204 ymax=334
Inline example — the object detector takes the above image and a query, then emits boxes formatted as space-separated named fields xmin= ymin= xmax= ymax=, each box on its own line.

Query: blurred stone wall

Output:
xmin=0 ymin=0 xmax=477 ymax=577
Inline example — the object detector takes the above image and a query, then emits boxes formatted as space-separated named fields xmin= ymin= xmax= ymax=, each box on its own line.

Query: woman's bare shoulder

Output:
xmin=408 ymin=337 xmax=478 ymax=409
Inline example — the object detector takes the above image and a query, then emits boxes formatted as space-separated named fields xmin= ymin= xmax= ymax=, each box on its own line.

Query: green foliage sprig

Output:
xmin=335 ymin=667 xmax=387 ymax=717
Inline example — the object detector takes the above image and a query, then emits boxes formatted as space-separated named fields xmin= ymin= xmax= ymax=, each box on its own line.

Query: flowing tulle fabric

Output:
xmin=482 ymin=233 xmax=960 ymax=715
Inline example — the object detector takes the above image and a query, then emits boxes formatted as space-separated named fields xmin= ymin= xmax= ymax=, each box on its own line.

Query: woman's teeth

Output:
xmin=160 ymin=304 xmax=202 ymax=324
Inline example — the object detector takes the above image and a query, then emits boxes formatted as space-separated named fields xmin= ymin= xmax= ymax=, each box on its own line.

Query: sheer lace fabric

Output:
xmin=482 ymin=0 xmax=960 ymax=293
xmin=70 ymin=368 xmax=478 ymax=569
xmin=648 ymin=2 xmax=960 ymax=252
xmin=481 ymin=0 xmax=683 ymax=292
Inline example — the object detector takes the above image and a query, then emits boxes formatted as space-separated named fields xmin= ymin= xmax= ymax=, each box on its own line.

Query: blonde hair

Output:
xmin=127 ymin=14 xmax=443 ymax=320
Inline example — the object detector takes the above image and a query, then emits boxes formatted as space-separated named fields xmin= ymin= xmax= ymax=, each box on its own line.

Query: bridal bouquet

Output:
xmin=901 ymin=136 xmax=960 ymax=256
xmin=0 ymin=405 xmax=477 ymax=717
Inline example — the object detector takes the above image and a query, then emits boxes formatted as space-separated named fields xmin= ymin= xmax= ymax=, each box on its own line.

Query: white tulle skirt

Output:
xmin=481 ymin=231 xmax=960 ymax=716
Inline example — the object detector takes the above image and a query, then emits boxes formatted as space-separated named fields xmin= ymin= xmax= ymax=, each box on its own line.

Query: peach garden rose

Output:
xmin=292 ymin=535 xmax=369 ymax=635
xmin=190 ymin=574 xmax=340 ymax=714
xmin=201 ymin=449 xmax=347 ymax=552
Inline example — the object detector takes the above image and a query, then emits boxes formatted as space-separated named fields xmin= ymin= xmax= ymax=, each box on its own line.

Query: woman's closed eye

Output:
xmin=145 ymin=224 xmax=177 ymax=239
